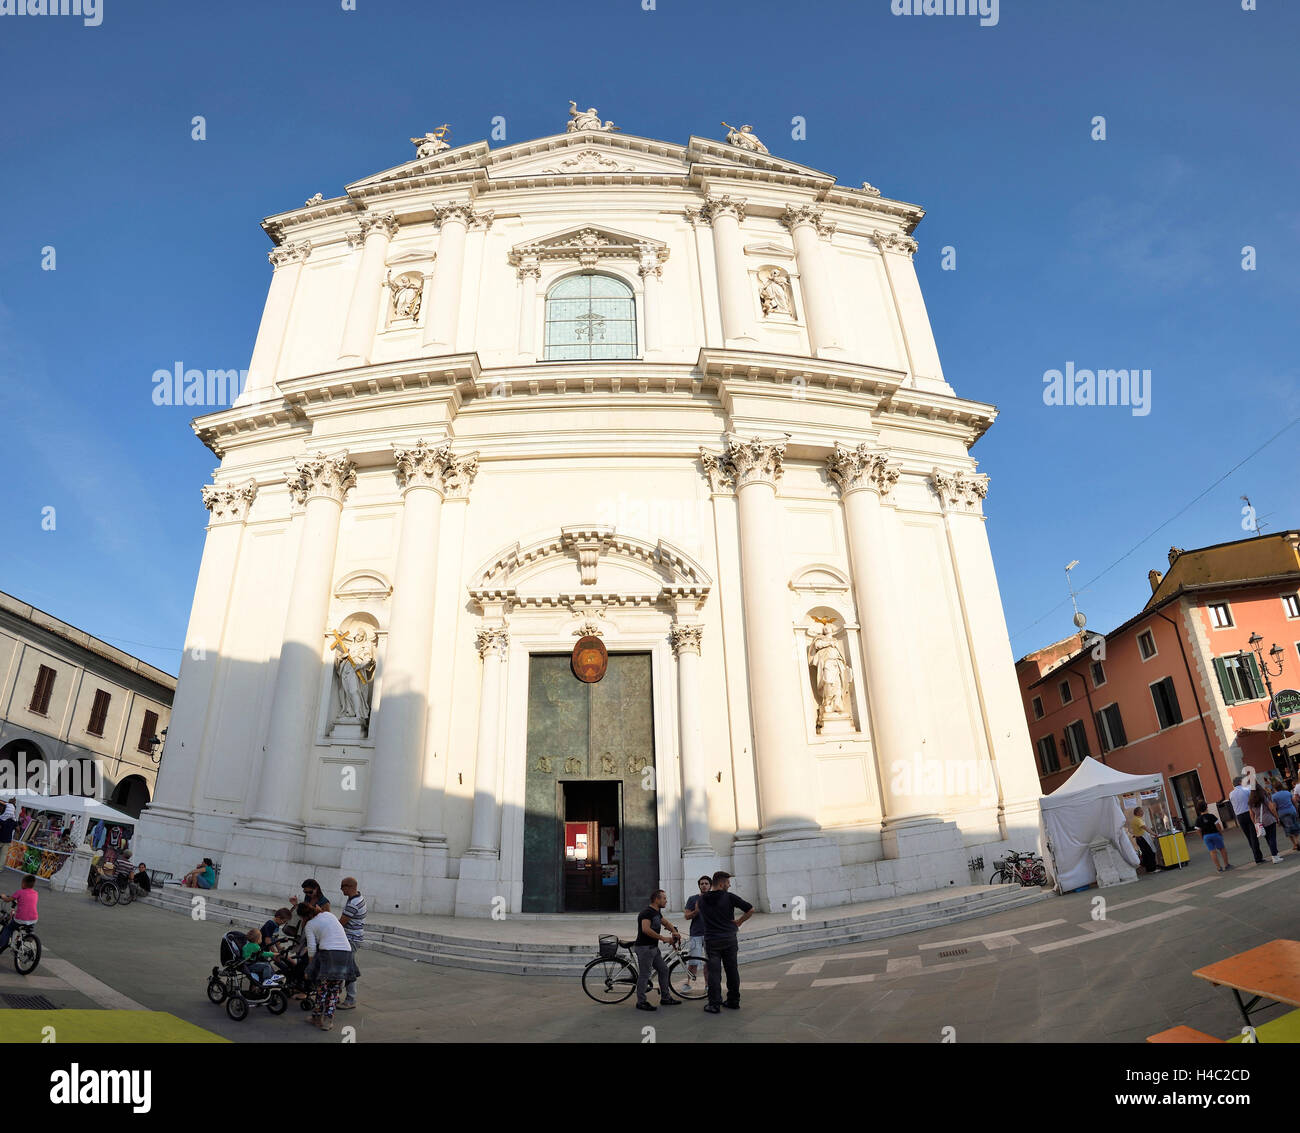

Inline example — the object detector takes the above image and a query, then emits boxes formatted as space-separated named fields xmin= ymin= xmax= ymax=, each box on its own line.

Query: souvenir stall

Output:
xmin=3 ymin=792 xmax=137 ymax=889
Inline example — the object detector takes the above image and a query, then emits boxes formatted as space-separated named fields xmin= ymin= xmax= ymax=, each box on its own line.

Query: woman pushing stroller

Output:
xmin=296 ymin=902 xmax=358 ymax=1031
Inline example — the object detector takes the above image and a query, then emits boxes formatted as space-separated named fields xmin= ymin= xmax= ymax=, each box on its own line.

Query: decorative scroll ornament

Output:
xmin=543 ymin=149 xmax=634 ymax=174
xmin=566 ymin=101 xmax=618 ymax=133
xmin=699 ymin=450 xmax=736 ymax=495
xmin=929 ymin=468 xmax=990 ymax=513
xmin=393 ymin=439 xmax=480 ymax=498
xmin=287 ymin=451 xmax=356 ymax=506
xmin=410 ymin=125 xmax=451 ymax=158
xmin=268 ymin=240 xmax=312 ymax=268
xmin=699 ymin=436 xmax=786 ymax=492
xmin=475 ymin=626 xmax=510 ymax=659
xmin=669 ymin=623 xmax=704 ymax=657
xmin=201 ymin=478 xmax=258 ymax=523
xmin=781 ymin=204 xmax=836 ymax=238
xmin=510 ymin=227 xmax=667 ymax=271
xmin=721 ymin=122 xmax=769 ymax=154
xmin=825 ymin=443 xmax=900 ymax=500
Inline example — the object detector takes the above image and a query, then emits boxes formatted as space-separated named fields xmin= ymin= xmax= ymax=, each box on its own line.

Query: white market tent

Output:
xmin=10 ymin=791 xmax=136 ymax=825
xmin=1038 ymin=758 xmax=1159 ymax=892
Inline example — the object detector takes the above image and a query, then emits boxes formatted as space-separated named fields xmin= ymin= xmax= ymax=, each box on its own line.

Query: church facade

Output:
xmin=141 ymin=109 xmax=1042 ymax=916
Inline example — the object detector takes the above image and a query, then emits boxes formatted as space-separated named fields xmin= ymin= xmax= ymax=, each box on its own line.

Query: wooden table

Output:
xmin=1194 ymin=939 xmax=1300 ymax=1033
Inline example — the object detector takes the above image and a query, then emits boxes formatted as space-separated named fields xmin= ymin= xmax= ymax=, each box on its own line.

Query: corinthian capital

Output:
xmin=201 ymin=478 xmax=258 ymax=523
xmin=698 ymin=195 xmax=747 ymax=225
xmin=781 ymin=204 xmax=835 ymax=238
xmin=433 ymin=202 xmax=493 ymax=230
xmin=873 ymin=229 xmax=918 ymax=257
xmin=287 ymin=451 xmax=357 ymax=506
xmin=393 ymin=439 xmax=480 ymax=498
xmin=826 ymin=443 xmax=900 ymax=500
xmin=929 ymin=467 xmax=989 ymax=513
xmin=475 ymin=626 xmax=510 ymax=659
xmin=268 ymin=240 xmax=312 ymax=268
xmin=357 ymin=212 xmax=399 ymax=241
xmin=725 ymin=435 xmax=786 ymax=489
xmin=669 ymin=623 xmax=704 ymax=657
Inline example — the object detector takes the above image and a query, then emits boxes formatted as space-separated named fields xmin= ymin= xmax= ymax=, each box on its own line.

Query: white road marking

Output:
xmin=744 ymin=981 xmax=778 ymax=990
xmin=919 ymin=919 xmax=1066 ymax=950
xmin=1217 ymin=866 xmax=1300 ymax=899
xmin=886 ymin=956 xmax=923 ymax=974
xmin=786 ymin=958 xmax=826 ymax=975
xmin=1029 ymin=906 xmax=1197 ymax=954
xmin=825 ymin=949 xmax=890 ymax=961
xmin=982 ymin=936 xmax=1018 ymax=950
xmin=0 ymin=975 xmax=68 ymax=992
xmin=39 ymin=957 xmax=147 ymax=1011
xmin=811 ymin=955 xmax=995 ymax=988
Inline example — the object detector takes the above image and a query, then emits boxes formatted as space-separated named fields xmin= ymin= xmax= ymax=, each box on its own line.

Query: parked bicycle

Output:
xmin=581 ymin=934 xmax=708 ymax=1004
xmin=990 ymin=850 xmax=1047 ymax=887
xmin=0 ymin=901 xmax=41 ymax=975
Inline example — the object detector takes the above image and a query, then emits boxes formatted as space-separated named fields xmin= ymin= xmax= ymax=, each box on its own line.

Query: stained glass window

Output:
xmin=544 ymin=273 xmax=637 ymax=360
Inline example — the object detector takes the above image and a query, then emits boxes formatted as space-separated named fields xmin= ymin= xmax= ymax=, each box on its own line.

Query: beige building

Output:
xmin=0 ymin=590 xmax=175 ymax=815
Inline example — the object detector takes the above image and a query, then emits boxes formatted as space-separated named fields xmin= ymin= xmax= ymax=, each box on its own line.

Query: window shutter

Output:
xmin=1244 ymin=653 xmax=1263 ymax=700
xmin=31 ymin=665 xmax=55 ymax=714
xmin=1213 ymin=657 xmax=1234 ymax=704
xmin=1094 ymin=711 xmax=1108 ymax=752
xmin=1111 ymin=705 xmax=1127 ymax=748
xmin=138 ymin=710 xmax=159 ymax=753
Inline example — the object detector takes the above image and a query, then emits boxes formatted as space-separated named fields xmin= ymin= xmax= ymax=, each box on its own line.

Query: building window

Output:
xmin=1283 ymin=594 xmax=1300 ymax=619
xmin=1036 ymin=734 xmax=1060 ymax=774
xmin=543 ymin=273 xmax=637 ymax=360
xmin=1059 ymin=680 xmax=1073 ymax=705
xmin=1137 ymin=630 xmax=1157 ymax=660
xmin=1151 ymin=677 xmax=1183 ymax=729
xmin=1208 ymin=602 xmax=1233 ymax=628
xmin=87 ymin=689 xmax=111 ymax=738
xmin=1095 ymin=703 xmax=1127 ymax=752
xmin=1214 ymin=653 xmax=1263 ymax=705
xmin=1091 ymin=660 xmax=1106 ymax=688
xmin=1064 ymin=720 xmax=1090 ymax=764
xmin=137 ymin=710 xmax=160 ymax=754
xmin=1032 ymin=696 xmax=1044 ymax=720
xmin=29 ymin=665 xmax=55 ymax=715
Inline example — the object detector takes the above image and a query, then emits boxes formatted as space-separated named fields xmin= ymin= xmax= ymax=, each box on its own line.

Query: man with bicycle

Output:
xmin=633 ymin=889 xmax=684 ymax=1012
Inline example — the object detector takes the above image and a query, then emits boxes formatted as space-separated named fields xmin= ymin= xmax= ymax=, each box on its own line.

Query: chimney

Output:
xmin=1167 ymin=546 xmax=1184 ymax=566
xmin=1148 ymin=569 xmax=1163 ymax=593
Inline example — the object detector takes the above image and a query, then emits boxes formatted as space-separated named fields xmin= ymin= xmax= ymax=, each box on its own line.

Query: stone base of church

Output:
xmin=339 ymin=837 xmax=427 ymax=915
xmin=754 ymin=834 xmax=843 ymax=913
xmin=454 ymin=853 xmax=505 ymax=917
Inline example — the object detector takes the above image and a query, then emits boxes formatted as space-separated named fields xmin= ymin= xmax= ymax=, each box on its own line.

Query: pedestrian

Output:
xmin=297 ymin=902 xmax=358 ymax=1031
xmin=0 ymin=799 xmax=16 ymax=848
xmin=261 ymin=907 xmax=292 ymax=947
xmin=0 ymin=874 xmax=38 ymax=956
xmin=697 ymin=870 xmax=753 ymax=1015
xmin=1249 ymin=783 xmax=1284 ymax=863
xmin=182 ymin=858 xmax=217 ymax=888
xmin=288 ymin=878 xmax=329 ymax=914
xmin=1193 ymin=799 xmax=1231 ymax=872
xmin=682 ymin=875 xmax=711 ymax=988
xmin=1127 ymin=806 xmax=1158 ymax=873
xmin=632 ymin=889 xmax=683 ymax=1012
xmin=338 ymin=877 xmax=366 ymax=1010
xmin=1229 ymin=773 xmax=1264 ymax=864
xmin=1273 ymin=778 xmax=1300 ymax=852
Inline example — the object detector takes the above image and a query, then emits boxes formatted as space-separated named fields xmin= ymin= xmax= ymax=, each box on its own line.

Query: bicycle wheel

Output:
xmin=581 ymin=956 xmax=637 ymax=1004
xmin=988 ymin=868 xmax=1009 ymax=885
xmin=98 ymin=884 xmax=118 ymax=907
xmin=13 ymin=932 xmax=40 ymax=975
xmin=667 ymin=956 xmax=707 ymax=1000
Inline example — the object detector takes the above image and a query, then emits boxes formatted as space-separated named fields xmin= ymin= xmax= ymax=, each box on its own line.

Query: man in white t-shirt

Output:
xmin=0 ymin=800 xmax=16 ymax=847
xmin=1229 ymin=772 xmax=1264 ymax=865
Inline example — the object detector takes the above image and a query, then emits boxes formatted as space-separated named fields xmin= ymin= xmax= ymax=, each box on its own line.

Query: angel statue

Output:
xmin=410 ymin=125 xmax=452 ymax=158
xmin=721 ymin=122 xmax=769 ymax=154
xmin=330 ymin=625 xmax=378 ymax=727
xmin=808 ymin=620 xmax=852 ymax=727
xmin=567 ymin=101 xmax=618 ymax=133
xmin=387 ymin=271 xmax=424 ymax=322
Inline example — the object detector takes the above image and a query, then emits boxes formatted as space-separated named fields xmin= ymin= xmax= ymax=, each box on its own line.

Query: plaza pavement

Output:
xmin=0 ymin=823 xmax=1294 ymax=1043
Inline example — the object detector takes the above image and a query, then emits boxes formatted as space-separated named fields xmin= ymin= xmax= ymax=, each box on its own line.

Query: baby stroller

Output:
xmin=206 ymin=930 xmax=289 ymax=1021
xmin=271 ymin=923 xmax=317 ymax=1011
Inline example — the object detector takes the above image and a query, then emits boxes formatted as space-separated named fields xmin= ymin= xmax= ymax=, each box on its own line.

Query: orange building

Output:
xmin=1016 ymin=531 xmax=1300 ymax=830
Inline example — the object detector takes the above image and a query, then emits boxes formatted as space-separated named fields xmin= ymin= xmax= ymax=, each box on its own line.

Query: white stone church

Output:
xmin=141 ymin=108 xmax=1042 ymax=917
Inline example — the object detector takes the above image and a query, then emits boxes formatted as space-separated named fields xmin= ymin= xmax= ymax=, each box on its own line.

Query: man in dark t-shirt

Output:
xmin=633 ymin=890 xmax=683 ymax=1011
xmin=697 ymin=870 xmax=753 ymax=1013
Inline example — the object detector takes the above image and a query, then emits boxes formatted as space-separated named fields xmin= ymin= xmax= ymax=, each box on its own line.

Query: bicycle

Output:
xmin=990 ymin=850 xmax=1047 ymax=887
xmin=0 ymin=903 xmax=42 ymax=975
xmin=581 ymin=935 xmax=708 ymax=1004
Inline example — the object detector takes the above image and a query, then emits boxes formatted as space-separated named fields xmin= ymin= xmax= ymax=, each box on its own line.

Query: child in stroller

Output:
xmin=206 ymin=928 xmax=290 ymax=1021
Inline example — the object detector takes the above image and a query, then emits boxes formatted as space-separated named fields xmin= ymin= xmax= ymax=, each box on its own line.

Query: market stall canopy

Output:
xmin=10 ymin=791 xmax=136 ymax=824
xmin=1039 ymin=757 xmax=1163 ymax=809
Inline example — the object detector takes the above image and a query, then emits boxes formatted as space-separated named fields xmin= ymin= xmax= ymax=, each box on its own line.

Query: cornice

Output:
xmin=878 ymin=386 xmax=997 ymax=446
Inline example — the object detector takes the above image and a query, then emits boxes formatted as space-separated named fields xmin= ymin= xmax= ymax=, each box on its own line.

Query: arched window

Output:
xmin=544 ymin=273 xmax=637 ymax=360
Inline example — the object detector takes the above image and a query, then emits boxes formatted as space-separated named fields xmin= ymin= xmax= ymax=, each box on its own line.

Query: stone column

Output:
xmin=872 ymin=230 xmax=920 ymax=383
xmin=465 ymin=626 xmax=509 ymax=856
xmin=638 ymin=246 xmax=664 ymax=356
xmin=782 ymin=205 xmax=844 ymax=358
xmin=242 ymin=242 xmax=311 ymax=404
xmin=149 ymin=480 xmax=258 ymax=827
xmin=670 ymin=622 xmax=711 ymax=854
xmin=362 ymin=440 xmax=479 ymax=843
xmin=337 ymin=213 xmax=398 ymax=364
xmin=515 ymin=257 xmax=540 ymax=357
xmin=248 ymin=452 xmax=356 ymax=833
xmin=423 ymin=203 xmax=491 ymax=354
xmin=700 ymin=197 xmax=757 ymax=347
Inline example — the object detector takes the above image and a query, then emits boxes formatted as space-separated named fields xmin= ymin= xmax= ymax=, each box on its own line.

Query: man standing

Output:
xmin=697 ymin=870 xmax=753 ymax=1015
xmin=1230 ymin=772 xmax=1264 ymax=865
xmin=0 ymin=799 xmax=16 ymax=849
xmin=338 ymin=876 xmax=366 ymax=1010
xmin=633 ymin=889 xmax=683 ymax=1012
xmin=682 ymin=875 xmax=711 ymax=987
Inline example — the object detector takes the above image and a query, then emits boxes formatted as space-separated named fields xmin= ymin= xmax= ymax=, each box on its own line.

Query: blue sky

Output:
xmin=0 ymin=0 xmax=1296 ymax=676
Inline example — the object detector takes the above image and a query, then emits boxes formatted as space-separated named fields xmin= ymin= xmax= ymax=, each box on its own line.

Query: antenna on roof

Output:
xmin=1064 ymin=560 xmax=1086 ymax=629
xmin=1241 ymin=495 xmax=1269 ymax=537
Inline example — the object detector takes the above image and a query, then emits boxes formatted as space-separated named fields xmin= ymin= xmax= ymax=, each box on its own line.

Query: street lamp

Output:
xmin=147 ymin=727 xmax=168 ymax=765
xmin=1247 ymin=632 xmax=1286 ymax=732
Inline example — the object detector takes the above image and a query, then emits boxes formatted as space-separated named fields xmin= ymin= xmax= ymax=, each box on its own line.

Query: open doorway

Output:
xmin=562 ymin=781 xmax=621 ymax=913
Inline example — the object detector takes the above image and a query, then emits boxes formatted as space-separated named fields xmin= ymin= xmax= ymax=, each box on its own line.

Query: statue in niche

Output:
xmin=387 ymin=271 xmax=424 ymax=322
xmin=567 ymin=102 xmax=618 ymax=133
xmin=758 ymin=266 xmax=794 ymax=316
xmin=808 ymin=621 xmax=852 ymax=729
xmin=330 ymin=624 xmax=378 ymax=731
xmin=721 ymin=122 xmax=769 ymax=154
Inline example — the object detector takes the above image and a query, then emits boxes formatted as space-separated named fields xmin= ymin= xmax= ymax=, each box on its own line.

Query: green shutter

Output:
xmin=1244 ymin=653 xmax=1264 ymax=700
xmin=1111 ymin=705 xmax=1127 ymax=748
xmin=1213 ymin=657 xmax=1234 ymax=704
xmin=1094 ymin=711 xmax=1108 ymax=752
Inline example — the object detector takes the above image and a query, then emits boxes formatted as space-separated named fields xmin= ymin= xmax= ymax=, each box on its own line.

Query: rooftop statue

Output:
xmin=567 ymin=101 xmax=618 ymax=133
xmin=410 ymin=124 xmax=452 ymax=158
xmin=721 ymin=121 xmax=769 ymax=154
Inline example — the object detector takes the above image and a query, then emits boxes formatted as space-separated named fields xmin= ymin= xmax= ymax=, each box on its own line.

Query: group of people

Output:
xmin=632 ymin=870 xmax=753 ymax=1014
xmin=235 ymin=877 xmax=366 ymax=1031
xmin=1178 ymin=767 xmax=1300 ymax=872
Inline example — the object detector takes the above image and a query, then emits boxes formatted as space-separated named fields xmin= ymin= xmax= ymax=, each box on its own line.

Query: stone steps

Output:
xmin=142 ymin=883 xmax=1048 ymax=977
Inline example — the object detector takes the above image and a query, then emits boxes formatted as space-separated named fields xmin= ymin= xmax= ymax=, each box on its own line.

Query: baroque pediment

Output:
xmin=509 ymin=223 xmax=668 ymax=268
